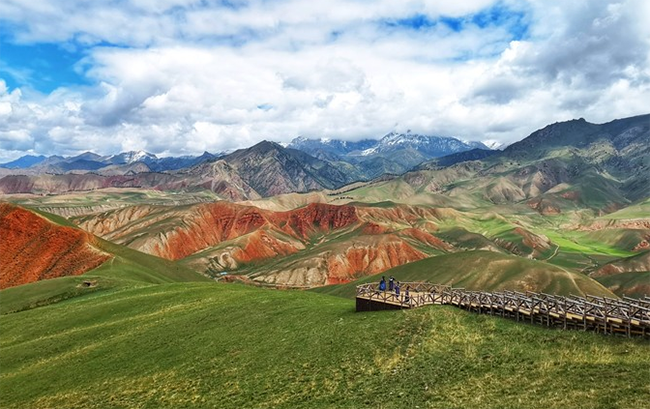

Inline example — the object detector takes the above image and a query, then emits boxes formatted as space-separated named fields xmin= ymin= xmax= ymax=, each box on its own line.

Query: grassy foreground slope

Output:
xmin=313 ymin=251 xmax=616 ymax=299
xmin=1 ymin=282 xmax=649 ymax=409
xmin=0 ymin=283 xmax=650 ymax=408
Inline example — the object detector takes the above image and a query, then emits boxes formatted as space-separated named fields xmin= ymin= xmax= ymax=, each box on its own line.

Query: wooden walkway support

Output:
xmin=355 ymin=282 xmax=650 ymax=338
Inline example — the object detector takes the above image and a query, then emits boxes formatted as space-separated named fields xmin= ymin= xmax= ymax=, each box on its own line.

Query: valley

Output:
xmin=2 ymin=115 xmax=648 ymax=297
xmin=1 ymin=114 xmax=649 ymax=409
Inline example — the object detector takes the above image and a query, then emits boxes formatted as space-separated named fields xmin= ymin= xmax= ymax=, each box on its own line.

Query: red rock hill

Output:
xmin=0 ymin=203 xmax=110 ymax=289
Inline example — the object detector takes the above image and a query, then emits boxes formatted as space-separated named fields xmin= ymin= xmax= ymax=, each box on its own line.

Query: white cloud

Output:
xmin=0 ymin=0 xmax=648 ymax=162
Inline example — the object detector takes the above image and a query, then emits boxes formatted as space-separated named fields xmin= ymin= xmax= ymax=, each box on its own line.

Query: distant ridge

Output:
xmin=0 ymin=114 xmax=647 ymax=203
xmin=0 ymin=150 xmax=222 ymax=173
xmin=0 ymin=155 xmax=47 ymax=169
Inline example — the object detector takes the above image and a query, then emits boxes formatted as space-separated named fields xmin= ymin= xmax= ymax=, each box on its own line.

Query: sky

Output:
xmin=0 ymin=0 xmax=649 ymax=161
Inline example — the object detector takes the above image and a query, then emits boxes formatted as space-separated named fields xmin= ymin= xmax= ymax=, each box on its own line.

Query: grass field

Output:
xmin=312 ymin=251 xmax=615 ymax=300
xmin=541 ymin=230 xmax=635 ymax=258
xmin=1 ymin=281 xmax=649 ymax=409
xmin=597 ymin=198 xmax=650 ymax=219
xmin=595 ymin=272 xmax=650 ymax=298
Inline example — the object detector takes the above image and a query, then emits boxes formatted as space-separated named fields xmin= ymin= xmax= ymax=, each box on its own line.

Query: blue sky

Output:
xmin=0 ymin=42 xmax=90 ymax=93
xmin=0 ymin=0 xmax=649 ymax=161
xmin=1 ymin=1 xmax=531 ymax=93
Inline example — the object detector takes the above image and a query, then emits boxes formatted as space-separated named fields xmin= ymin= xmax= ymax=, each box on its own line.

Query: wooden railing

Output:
xmin=356 ymin=282 xmax=650 ymax=338
xmin=355 ymin=281 xmax=449 ymax=309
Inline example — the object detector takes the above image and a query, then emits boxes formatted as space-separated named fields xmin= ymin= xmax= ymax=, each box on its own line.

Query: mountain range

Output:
xmin=0 ymin=132 xmax=496 ymax=198
xmin=0 ymin=154 xmax=49 ymax=169
xmin=0 ymin=150 xmax=222 ymax=174
xmin=0 ymin=132 xmax=493 ymax=180
xmin=2 ymin=115 xmax=647 ymax=209
xmin=286 ymin=132 xmax=491 ymax=177
xmin=2 ymin=113 xmax=648 ymax=295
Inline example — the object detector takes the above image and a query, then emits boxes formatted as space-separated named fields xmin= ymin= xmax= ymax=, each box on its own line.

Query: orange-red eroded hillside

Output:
xmin=155 ymin=202 xmax=359 ymax=260
xmin=0 ymin=203 xmax=110 ymax=289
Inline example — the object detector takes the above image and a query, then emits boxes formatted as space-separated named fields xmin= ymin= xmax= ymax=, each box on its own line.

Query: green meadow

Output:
xmin=2 ymin=274 xmax=649 ymax=409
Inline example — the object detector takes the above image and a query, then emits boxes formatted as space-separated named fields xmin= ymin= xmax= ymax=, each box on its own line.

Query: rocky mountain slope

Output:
xmin=287 ymin=132 xmax=492 ymax=177
xmin=314 ymin=251 xmax=615 ymax=299
xmin=343 ymin=114 xmax=650 ymax=212
xmin=70 ymin=194 xmax=641 ymax=293
xmin=0 ymin=142 xmax=358 ymax=199
xmin=222 ymin=141 xmax=356 ymax=196
xmin=1 ymin=114 xmax=648 ymax=295
xmin=74 ymin=201 xmax=467 ymax=286
xmin=0 ymin=203 xmax=110 ymax=289
xmin=591 ymin=251 xmax=650 ymax=277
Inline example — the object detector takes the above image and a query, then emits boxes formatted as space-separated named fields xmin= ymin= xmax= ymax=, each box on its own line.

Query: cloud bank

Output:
xmin=0 ymin=0 xmax=649 ymax=161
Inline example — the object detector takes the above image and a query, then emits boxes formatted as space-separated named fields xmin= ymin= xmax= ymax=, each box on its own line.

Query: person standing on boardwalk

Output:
xmin=379 ymin=276 xmax=386 ymax=291
xmin=388 ymin=276 xmax=395 ymax=291
xmin=404 ymin=286 xmax=410 ymax=303
xmin=395 ymin=281 xmax=400 ymax=301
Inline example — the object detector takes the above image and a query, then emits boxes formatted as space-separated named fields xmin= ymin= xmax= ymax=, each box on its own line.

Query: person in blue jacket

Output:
xmin=379 ymin=276 xmax=386 ymax=291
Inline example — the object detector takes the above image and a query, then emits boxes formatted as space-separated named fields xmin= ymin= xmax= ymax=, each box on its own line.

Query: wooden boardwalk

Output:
xmin=356 ymin=282 xmax=650 ymax=338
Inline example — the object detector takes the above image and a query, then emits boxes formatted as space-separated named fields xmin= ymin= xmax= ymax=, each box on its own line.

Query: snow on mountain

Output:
xmin=132 ymin=150 xmax=157 ymax=162
xmin=110 ymin=150 xmax=158 ymax=165
xmin=286 ymin=137 xmax=376 ymax=156
xmin=287 ymin=132 xmax=491 ymax=162
xmin=481 ymin=139 xmax=504 ymax=150
xmin=372 ymin=132 xmax=485 ymax=157
xmin=360 ymin=147 xmax=378 ymax=156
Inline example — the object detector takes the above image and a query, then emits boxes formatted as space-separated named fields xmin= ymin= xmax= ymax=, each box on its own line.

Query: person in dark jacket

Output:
xmin=388 ymin=276 xmax=395 ymax=291
xmin=379 ymin=276 xmax=386 ymax=291
xmin=404 ymin=286 xmax=410 ymax=303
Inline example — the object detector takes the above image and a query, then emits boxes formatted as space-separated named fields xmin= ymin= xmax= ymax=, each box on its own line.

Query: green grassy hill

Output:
xmin=1 ymin=282 xmax=648 ymax=409
xmin=0 ymin=235 xmax=210 ymax=315
xmin=596 ymin=272 xmax=650 ymax=298
xmin=312 ymin=251 xmax=615 ymax=299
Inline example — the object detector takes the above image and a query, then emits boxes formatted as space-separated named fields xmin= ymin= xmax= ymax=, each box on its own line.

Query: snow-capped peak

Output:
xmin=132 ymin=150 xmax=155 ymax=162
xmin=481 ymin=140 xmax=503 ymax=150
xmin=111 ymin=150 xmax=157 ymax=164
xmin=379 ymin=131 xmax=407 ymax=146
xmin=125 ymin=151 xmax=156 ymax=163
xmin=360 ymin=147 xmax=378 ymax=156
